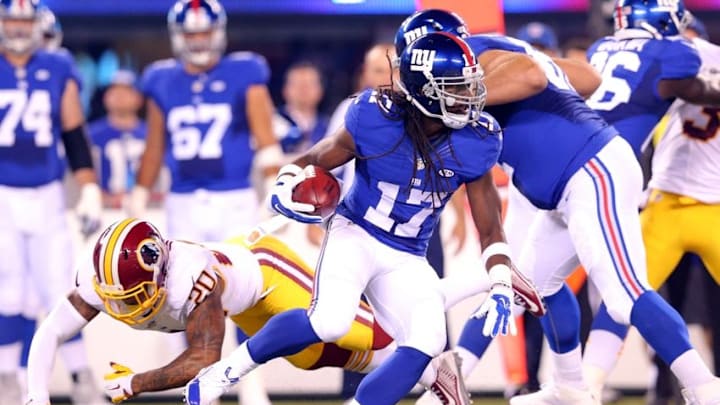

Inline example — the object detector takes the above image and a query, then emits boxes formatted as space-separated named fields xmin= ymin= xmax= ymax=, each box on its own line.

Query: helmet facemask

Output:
xmin=93 ymin=232 xmax=169 ymax=326
xmin=400 ymin=63 xmax=487 ymax=129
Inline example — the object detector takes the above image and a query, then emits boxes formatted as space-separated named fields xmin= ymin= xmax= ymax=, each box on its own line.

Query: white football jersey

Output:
xmin=649 ymin=37 xmax=720 ymax=203
xmin=76 ymin=240 xmax=264 ymax=332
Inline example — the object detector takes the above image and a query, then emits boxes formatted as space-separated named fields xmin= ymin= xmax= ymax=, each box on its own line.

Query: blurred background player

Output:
xmin=272 ymin=60 xmax=329 ymax=246
xmin=126 ymin=0 xmax=281 ymax=403
xmin=89 ymin=69 xmax=147 ymax=209
xmin=515 ymin=22 xmax=561 ymax=57
xmin=0 ymin=0 xmax=105 ymax=404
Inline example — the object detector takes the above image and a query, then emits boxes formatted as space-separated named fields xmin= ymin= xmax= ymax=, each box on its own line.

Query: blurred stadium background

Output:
xmin=36 ymin=0 xmax=720 ymax=403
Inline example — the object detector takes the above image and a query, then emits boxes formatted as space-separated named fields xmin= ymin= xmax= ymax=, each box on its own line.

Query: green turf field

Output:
xmin=129 ymin=398 xmax=646 ymax=405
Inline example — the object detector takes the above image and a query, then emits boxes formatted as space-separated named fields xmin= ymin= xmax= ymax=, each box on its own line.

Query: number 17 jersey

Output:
xmin=587 ymin=30 xmax=701 ymax=157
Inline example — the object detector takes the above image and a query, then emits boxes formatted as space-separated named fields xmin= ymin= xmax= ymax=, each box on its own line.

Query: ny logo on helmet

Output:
xmin=403 ymin=26 xmax=428 ymax=46
xmin=410 ymin=49 xmax=436 ymax=72
xmin=657 ymin=0 xmax=679 ymax=10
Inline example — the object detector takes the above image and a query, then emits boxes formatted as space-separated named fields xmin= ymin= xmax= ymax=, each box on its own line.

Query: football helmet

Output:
xmin=613 ymin=0 xmax=690 ymax=38
xmin=37 ymin=6 xmax=62 ymax=51
xmin=397 ymin=32 xmax=485 ymax=130
xmin=0 ymin=0 xmax=42 ymax=54
xmin=395 ymin=9 xmax=469 ymax=58
xmin=92 ymin=218 xmax=169 ymax=326
xmin=167 ymin=0 xmax=226 ymax=67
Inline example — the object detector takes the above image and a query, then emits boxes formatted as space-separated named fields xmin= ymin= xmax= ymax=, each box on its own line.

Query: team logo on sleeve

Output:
xmin=410 ymin=49 xmax=436 ymax=72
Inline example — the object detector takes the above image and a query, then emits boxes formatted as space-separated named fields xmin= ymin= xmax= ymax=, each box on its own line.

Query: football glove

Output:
xmin=268 ymin=164 xmax=322 ymax=224
xmin=472 ymin=264 xmax=517 ymax=337
xmin=125 ymin=186 xmax=150 ymax=219
xmin=75 ymin=183 xmax=102 ymax=238
xmin=103 ymin=362 xmax=135 ymax=404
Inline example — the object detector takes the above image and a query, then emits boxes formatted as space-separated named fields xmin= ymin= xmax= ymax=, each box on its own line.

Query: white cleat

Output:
xmin=0 ymin=372 xmax=22 ymax=405
xmin=184 ymin=365 xmax=240 ymax=405
xmin=509 ymin=383 xmax=599 ymax=405
xmin=417 ymin=351 xmax=471 ymax=405
xmin=681 ymin=378 xmax=720 ymax=405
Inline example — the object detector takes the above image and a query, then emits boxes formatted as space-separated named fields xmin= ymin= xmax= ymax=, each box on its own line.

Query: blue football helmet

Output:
xmin=613 ymin=0 xmax=690 ymax=38
xmin=395 ymin=9 xmax=469 ymax=58
xmin=167 ymin=0 xmax=226 ymax=66
xmin=0 ymin=0 xmax=42 ymax=54
xmin=37 ymin=6 xmax=62 ymax=51
xmin=398 ymin=32 xmax=486 ymax=130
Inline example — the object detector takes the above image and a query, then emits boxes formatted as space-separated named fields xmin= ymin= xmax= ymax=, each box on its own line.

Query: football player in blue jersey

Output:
xmin=0 ymin=1 xmax=105 ymax=404
xmin=182 ymin=32 xmax=520 ymax=405
xmin=127 ymin=1 xmax=279 ymax=403
xmin=88 ymin=70 xmax=147 ymax=209
xmin=394 ymin=8 xmax=720 ymax=405
xmin=128 ymin=0 xmax=281 ymax=242
xmin=579 ymin=1 xmax=720 ymax=402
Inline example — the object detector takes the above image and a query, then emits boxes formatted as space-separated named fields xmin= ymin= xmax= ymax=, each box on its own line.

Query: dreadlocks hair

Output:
xmin=374 ymin=85 xmax=458 ymax=206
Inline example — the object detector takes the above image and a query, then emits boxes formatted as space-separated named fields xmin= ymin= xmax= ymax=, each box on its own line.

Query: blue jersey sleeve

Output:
xmin=228 ymin=52 xmax=270 ymax=85
xmin=659 ymin=39 xmax=701 ymax=79
xmin=140 ymin=60 xmax=174 ymax=108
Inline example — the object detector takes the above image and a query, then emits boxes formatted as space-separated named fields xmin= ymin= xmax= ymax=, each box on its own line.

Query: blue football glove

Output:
xmin=268 ymin=164 xmax=323 ymax=224
xmin=472 ymin=264 xmax=517 ymax=337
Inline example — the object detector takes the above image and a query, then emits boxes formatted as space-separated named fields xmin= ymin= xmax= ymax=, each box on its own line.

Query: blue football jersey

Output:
xmin=0 ymin=50 xmax=81 ymax=187
xmin=465 ymin=34 xmax=617 ymax=210
xmin=336 ymin=89 xmax=501 ymax=255
xmin=587 ymin=31 xmax=701 ymax=156
xmin=89 ymin=117 xmax=147 ymax=193
xmin=141 ymin=52 xmax=270 ymax=193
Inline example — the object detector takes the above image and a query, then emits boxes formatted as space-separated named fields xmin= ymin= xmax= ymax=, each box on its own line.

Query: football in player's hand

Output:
xmin=291 ymin=165 xmax=341 ymax=218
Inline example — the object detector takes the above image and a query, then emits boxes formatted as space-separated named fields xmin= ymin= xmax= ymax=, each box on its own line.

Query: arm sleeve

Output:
xmin=27 ymin=298 xmax=90 ymax=403
xmin=660 ymin=40 xmax=701 ymax=79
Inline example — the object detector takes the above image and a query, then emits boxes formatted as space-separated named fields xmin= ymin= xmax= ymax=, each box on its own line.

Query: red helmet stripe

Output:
xmin=435 ymin=31 xmax=476 ymax=65
xmin=101 ymin=218 xmax=137 ymax=285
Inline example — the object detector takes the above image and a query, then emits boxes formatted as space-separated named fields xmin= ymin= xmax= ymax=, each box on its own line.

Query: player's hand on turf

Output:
xmin=268 ymin=164 xmax=322 ymax=224
xmin=75 ymin=183 xmax=102 ymax=238
xmin=103 ymin=362 xmax=135 ymax=403
xmin=472 ymin=264 xmax=517 ymax=337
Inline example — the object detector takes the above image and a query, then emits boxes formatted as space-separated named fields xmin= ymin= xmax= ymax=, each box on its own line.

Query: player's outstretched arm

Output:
xmin=659 ymin=76 xmax=720 ymax=106
xmin=129 ymin=286 xmax=225 ymax=396
xmin=552 ymin=57 xmax=602 ymax=99
xmin=292 ymin=126 xmax=356 ymax=171
xmin=478 ymin=49 xmax=548 ymax=106
xmin=27 ymin=291 xmax=98 ymax=404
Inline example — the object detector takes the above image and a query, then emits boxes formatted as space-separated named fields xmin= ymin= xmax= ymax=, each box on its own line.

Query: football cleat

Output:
xmin=509 ymin=382 xmax=599 ymax=405
xmin=681 ymin=378 xmax=720 ymax=405
xmin=417 ymin=351 xmax=471 ymax=405
xmin=510 ymin=265 xmax=546 ymax=317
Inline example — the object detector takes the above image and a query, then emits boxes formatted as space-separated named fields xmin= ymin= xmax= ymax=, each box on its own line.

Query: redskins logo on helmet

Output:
xmin=92 ymin=218 xmax=169 ymax=326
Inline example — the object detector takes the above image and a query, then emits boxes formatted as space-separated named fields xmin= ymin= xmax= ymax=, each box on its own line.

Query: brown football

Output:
xmin=291 ymin=165 xmax=341 ymax=218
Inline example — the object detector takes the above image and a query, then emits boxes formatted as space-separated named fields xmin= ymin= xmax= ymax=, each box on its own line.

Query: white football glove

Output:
xmin=103 ymin=362 xmax=135 ymax=404
xmin=75 ymin=183 xmax=102 ymax=238
xmin=268 ymin=164 xmax=322 ymax=224
xmin=472 ymin=264 xmax=517 ymax=337
xmin=125 ymin=186 xmax=150 ymax=219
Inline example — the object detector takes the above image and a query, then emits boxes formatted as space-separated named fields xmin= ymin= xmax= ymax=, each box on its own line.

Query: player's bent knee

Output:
xmin=309 ymin=312 xmax=354 ymax=343
xmin=406 ymin=328 xmax=447 ymax=358
xmin=604 ymin=301 xmax=632 ymax=325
